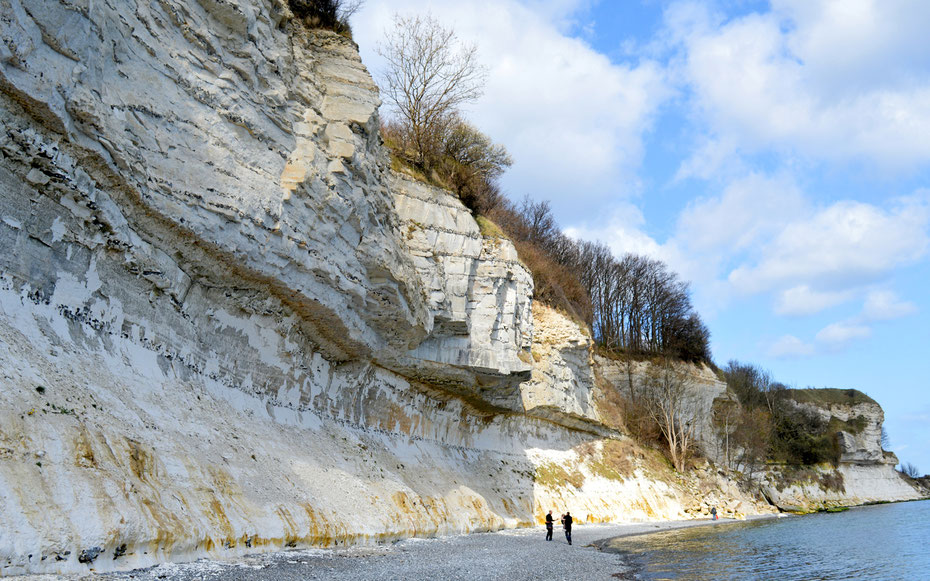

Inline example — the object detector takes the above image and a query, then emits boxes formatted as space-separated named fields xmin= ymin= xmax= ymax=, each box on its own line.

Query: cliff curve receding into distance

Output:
xmin=0 ymin=0 xmax=922 ymax=575
xmin=759 ymin=392 xmax=919 ymax=513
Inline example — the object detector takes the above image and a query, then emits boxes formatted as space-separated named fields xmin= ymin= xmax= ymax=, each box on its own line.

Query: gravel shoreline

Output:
xmin=19 ymin=517 xmax=782 ymax=581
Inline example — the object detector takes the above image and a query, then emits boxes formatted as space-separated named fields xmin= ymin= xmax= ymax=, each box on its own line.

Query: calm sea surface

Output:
xmin=602 ymin=499 xmax=930 ymax=580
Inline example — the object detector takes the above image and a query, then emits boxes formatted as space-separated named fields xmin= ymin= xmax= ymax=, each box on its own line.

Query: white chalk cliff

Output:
xmin=760 ymin=395 xmax=919 ymax=512
xmin=0 ymin=0 xmax=922 ymax=575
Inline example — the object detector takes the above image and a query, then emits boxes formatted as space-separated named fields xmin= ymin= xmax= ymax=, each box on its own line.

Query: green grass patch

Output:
xmin=475 ymin=215 xmax=507 ymax=239
xmin=827 ymin=415 xmax=869 ymax=435
xmin=587 ymin=440 xmax=635 ymax=481
xmin=785 ymin=388 xmax=876 ymax=407
xmin=535 ymin=462 xmax=585 ymax=489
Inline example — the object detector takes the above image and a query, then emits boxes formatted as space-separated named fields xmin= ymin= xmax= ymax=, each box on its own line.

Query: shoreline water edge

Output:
xmin=15 ymin=500 xmax=930 ymax=580
xmin=14 ymin=514 xmax=787 ymax=581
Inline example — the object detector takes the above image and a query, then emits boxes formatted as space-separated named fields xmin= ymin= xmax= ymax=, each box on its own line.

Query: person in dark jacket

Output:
xmin=562 ymin=511 xmax=573 ymax=545
xmin=545 ymin=510 xmax=554 ymax=541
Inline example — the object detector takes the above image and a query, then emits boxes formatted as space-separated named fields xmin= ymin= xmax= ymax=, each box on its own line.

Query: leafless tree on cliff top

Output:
xmin=377 ymin=13 xmax=487 ymax=166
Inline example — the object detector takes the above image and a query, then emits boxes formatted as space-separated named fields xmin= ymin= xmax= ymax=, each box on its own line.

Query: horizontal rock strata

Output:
xmin=0 ymin=0 xmax=921 ymax=575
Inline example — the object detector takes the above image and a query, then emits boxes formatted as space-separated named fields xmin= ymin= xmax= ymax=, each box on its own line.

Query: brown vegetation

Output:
xmin=288 ymin=0 xmax=362 ymax=36
xmin=376 ymin=13 xmax=711 ymax=363
xmin=718 ymin=361 xmax=872 ymax=474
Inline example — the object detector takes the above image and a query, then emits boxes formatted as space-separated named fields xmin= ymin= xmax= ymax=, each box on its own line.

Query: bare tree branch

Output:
xmin=377 ymin=13 xmax=487 ymax=165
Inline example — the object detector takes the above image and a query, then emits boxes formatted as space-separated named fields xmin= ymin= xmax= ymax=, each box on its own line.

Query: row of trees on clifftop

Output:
xmin=490 ymin=199 xmax=711 ymax=362
xmin=375 ymin=13 xmax=711 ymax=364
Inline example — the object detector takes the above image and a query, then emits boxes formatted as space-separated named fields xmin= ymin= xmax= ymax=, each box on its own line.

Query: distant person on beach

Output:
xmin=545 ymin=510 xmax=554 ymax=541
xmin=711 ymin=506 xmax=717 ymax=520
xmin=562 ymin=511 xmax=573 ymax=545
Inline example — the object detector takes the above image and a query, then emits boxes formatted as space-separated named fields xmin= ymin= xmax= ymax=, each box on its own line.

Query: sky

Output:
xmin=349 ymin=0 xmax=930 ymax=475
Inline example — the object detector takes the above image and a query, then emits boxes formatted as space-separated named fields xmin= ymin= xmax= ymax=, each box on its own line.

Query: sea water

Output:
xmin=602 ymin=499 xmax=930 ymax=580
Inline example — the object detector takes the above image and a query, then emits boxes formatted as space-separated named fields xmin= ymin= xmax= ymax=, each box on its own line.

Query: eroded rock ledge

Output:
xmin=0 ymin=0 xmax=922 ymax=576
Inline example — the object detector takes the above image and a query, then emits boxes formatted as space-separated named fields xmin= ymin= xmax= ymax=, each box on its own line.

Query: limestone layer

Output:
xmin=0 ymin=0 xmax=921 ymax=576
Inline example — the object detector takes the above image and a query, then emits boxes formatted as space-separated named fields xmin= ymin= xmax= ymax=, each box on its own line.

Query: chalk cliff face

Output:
xmin=0 ymin=0 xmax=921 ymax=575
xmin=759 ymin=395 xmax=919 ymax=512
xmin=388 ymin=172 xmax=533 ymax=411
xmin=595 ymin=355 xmax=727 ymax=453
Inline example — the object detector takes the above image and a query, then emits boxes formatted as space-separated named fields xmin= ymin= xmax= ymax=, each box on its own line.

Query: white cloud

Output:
xmin=774 ymin=0 xmax=930 ymax=95
xmin=728 ymin=197 xmax=930 ymax=295
xmin=862 ymin=290 xmax=918 ymax=321
xmin=565 ymin=203 xmax=665 ymax=259
xmin=775 ymin=285 xmax=853 ymax=317
xmin=674 ymin=172 xmax=806 ymax=254
xmin=668 ymin=0 xmax=930 ymax=171
xmin=769 ymin=335 xmax=815 ymax=358
xmin=352 ymin=0 xmax=670 ymax=215
xmin=815 ymin=321 xmax=872 ymax=347
xmin=769 ymin=287 xmax=917 ymax=355
xmin=673 ymin=137 xmax=740 ymax=182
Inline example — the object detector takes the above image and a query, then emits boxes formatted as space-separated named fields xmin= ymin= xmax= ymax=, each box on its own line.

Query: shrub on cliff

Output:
xmin=769 ymin=404 xmax=840 ymax=466
xmin=383 ymin=116 xmax=512 ymax=216
xmin=288 ymin=0 xmax=362 ymax=36
xmin=721 ymin=362 xmax=855 ymax=469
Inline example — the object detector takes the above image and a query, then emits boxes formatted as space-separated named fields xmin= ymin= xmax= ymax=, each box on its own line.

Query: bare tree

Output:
xmin=731 ymin=407 xmax=772 ymax=479
xmin=712 ymin=395 xmax=739 ymax=469
xmin=641 ymin=357 xmax=697 ymax=472
xmin=378 ymin=13 xmax=487 ymax=166
xmin=881 ymin=426 xmax=891 ymax=450
xmin=899 ymin=462 xmax=921 ymax=479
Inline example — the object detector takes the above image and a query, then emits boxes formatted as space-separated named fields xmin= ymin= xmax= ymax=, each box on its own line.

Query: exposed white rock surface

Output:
xmin=0 ymin=0 xmax=431 ymax=365
xmin=0 ymin=0 xmax=921 ymax=576
xmin=520 ymin=303 xmax=605 ymax=432
xmin=761 ymin=464 xmax=922 ymax=513
xmin=388 ymin=173 xmax=533 ymax=411
xmin=595 ymin=356 xmax=727 ymax=455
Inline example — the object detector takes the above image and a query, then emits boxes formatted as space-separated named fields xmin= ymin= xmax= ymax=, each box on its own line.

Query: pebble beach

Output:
xmin=18 ymin=518 xmax=766 ymax=581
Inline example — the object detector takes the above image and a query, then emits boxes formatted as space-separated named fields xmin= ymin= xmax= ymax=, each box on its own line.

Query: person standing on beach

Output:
xmin=563 ymin=511 xmax=573 ymax=545
xmin=545 ymin=510 xmax=554 ymax=541
xmin=711 ymin=506 xmax=717 ymax=521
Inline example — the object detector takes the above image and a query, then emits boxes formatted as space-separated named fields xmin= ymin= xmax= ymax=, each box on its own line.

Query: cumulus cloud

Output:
xmin=772 ymin=287 xmax=918 ymax=357
xmin=672 ymin=137 xmax=740 ymax=182
xmin=565 ymin=203 xmax=666 ymax=259
xmin=769 ymin=335 xmax=815 ymax=358
xmin=667 ymin=0 xmax=930 ymax=171
xmin=674 ymin=172 xmax=806 ymax=254
xmin=728 ymin=196 xmax=930 ymax=296
xmin=815 ymin=321 xmax=872 ymax=347
xmin=668 ymin=173 xmax=929 ymax=319
xmin=862 ymin=289 xmax=918 ymax=321
xmin=775 ymin=285 xmax=853 ymax=317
